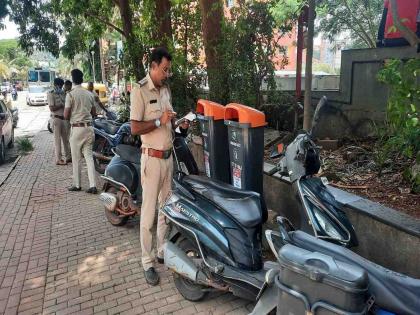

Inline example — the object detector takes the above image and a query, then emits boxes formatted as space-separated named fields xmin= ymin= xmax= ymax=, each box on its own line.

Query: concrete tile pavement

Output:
xmin=0 ymin=131 xmax=254 ymax=314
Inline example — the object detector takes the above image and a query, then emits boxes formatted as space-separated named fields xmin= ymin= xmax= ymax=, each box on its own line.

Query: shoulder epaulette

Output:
xmin=139 ymin=77 xmax=148 ymax=87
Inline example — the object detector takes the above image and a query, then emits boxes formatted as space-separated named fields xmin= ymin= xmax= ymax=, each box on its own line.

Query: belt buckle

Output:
xmin=163 ymin=150 xmax=171 ymax=159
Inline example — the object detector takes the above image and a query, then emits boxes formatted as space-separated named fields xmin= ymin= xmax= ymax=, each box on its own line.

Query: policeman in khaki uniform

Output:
xmin=131 ymin=47 xmax=188 ymax=285
xmin=87 ymin=82 xmax=107 ymax=116
xmin=48 ymin=78 xmax=71 ymax=165
xmin=64 ymin=69 xmax=97 ymax=194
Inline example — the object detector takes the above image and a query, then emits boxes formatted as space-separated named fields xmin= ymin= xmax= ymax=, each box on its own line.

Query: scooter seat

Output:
xmin=290 ymin=230 xmax=420 ymax=315
xmin=115 ymin=144 xmax=141 ymax=165
xmin=94 ymin=119 xmax=121 ymax=135
xmin=182 ymin=175 xmax=263 ymax=228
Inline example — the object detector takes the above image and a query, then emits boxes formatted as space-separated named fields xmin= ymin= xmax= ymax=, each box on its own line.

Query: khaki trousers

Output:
xmin=69 ymin=126 xmax=96 ymax=188
xmin=140 ymin=153 xmax=173 ymax=270
xmin=53 ymin=118 xmax=71 ymax=163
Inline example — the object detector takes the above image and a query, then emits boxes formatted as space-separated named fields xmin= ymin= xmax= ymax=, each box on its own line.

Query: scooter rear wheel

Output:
xmin=173 ymin=237 xmax=208 ymax=301
xmin=104 ymin=186 xmax=129 ymax=226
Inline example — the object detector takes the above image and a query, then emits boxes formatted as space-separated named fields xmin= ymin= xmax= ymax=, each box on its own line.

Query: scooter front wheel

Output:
xmin=173 ymin=237 xmax=208 ymax=301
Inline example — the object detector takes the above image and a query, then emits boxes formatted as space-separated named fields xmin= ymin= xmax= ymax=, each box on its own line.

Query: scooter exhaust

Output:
xmin=164 ymin=242 xmax=200 ymax=282
xmin=99 ymin=192 xmax=117 ymax=212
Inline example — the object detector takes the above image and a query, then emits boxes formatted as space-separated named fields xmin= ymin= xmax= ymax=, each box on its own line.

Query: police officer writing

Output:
xmin=64 ymin=69 xmax=98 ymax=194
xmin=130 ymin=47 xmax=188 ymax=285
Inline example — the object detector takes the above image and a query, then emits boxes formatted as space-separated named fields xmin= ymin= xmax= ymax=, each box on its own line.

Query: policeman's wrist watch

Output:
xmin=154 ymin=118 xmax=161 ymax=128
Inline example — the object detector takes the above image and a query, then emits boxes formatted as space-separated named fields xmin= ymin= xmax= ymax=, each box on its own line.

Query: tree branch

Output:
xmin=389 ymin=0 xmax=420 ymax=47
xmin=341 ymin=0 xmax=375 ymax=48
xmin=326 ymin=10 xmax=373 ymax=48
xmin=84 ymin=11 xmax=125 ymax=36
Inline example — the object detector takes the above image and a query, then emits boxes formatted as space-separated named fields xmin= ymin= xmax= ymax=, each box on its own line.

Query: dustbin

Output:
xmin=196 ymin=99 xmax=230 ymax=183
xmin=224 ymin=103 xmax=266 ymax=196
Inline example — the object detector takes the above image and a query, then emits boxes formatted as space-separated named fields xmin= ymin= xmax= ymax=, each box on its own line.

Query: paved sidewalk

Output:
xmin=0 ymin=131 xmax=253 ymax=314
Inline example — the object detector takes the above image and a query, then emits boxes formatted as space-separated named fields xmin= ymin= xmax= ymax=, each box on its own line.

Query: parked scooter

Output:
xmin=250 ymin=216 xmax=420 ymax=315
xmin=11 ymin=88 xmax=17 ymax=101
xmin=160 ymin=97 xmax=357 ymax=303
xmin=267 ymin=100 xmax=358 ymax=247
xmin=92 ymin=118 xmax=135 ymax=174
xmin=99 ymin=113 xmax=199 ymax=226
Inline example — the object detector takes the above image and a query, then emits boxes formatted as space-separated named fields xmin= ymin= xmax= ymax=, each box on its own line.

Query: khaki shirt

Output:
xmin=130 ymin=74 xmax=173 ymax=151
xmin=65 ymin=85 xmax=94 ymax=124
xmin=47 ymin=89 xmax=66 ymax=116
xmin=91 ymin=91 xmax=104 ymax=115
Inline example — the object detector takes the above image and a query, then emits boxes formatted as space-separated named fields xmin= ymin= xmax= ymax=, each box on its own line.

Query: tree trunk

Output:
xmin=99 ymin=38 xmax=106 ymax=84
xmin=199 ymin=0 xmax=228 ymax=104
xmin=303 ymin=0 xmax=315 ymax=131
xmin=117 ymin=0 xmax=145 ymax=81
xmin=155 ymin=0 xmax=173 ymax=48
xmin=389 ymin=0 xmax=420 ymax=47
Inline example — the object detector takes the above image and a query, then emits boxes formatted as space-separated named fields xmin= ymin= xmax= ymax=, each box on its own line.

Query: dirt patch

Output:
xmin=320 ymin=139 xmax=419 ymax=218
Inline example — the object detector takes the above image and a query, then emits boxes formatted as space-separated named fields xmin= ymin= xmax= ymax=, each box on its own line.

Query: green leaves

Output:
xmin=376 ymin=58 xmax=420 ymax=191
xmin=217 ymin=2 xmax=281 ymax=107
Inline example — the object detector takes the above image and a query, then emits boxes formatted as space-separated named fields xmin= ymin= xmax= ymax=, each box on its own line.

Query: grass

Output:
xmin=16 ymin=137 xmax=34 ymax=154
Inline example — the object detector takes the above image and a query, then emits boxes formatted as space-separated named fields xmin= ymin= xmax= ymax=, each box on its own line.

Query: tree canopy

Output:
xmin=270 ymin=0 xmax=383 ymax=48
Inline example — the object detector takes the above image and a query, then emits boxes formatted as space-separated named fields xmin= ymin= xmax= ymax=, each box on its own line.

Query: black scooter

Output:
xmin=250 ymin=216 xmax=420 ymax=315
xmin=99 ymin=113 xmax=199 ymax=226
xmin=161 ymin=97 xmax=357 ymax=302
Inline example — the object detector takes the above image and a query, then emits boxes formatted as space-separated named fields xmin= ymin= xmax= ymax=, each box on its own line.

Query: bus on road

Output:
xmin=27 ymin=68 xmax=56 ymax=87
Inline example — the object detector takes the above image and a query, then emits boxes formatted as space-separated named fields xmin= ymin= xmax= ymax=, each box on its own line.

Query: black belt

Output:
xmin=72 ymin=122 xmax=92 ymax=127
xmin=54 ymin=115 xmax=64 ymax=120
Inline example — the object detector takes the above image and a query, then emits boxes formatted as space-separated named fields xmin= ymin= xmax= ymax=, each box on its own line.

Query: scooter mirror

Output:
xmin=270 ymin=143 xmax=285 ymax=159
xmin=310 ymin=96 xmax=328 ymax=136
xmin=175 ymin=112 xmax=196 ymax=126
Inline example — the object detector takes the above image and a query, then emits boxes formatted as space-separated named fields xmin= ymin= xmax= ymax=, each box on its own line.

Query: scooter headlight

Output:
xmin=312 ymin=206 xmax=343 ymax=240
xmin=165 ymin=193 xmax=180 ymax=206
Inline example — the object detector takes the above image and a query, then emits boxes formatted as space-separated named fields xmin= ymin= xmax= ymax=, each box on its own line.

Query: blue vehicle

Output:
xmin=92 ymin=117 xmax=137 ymax=174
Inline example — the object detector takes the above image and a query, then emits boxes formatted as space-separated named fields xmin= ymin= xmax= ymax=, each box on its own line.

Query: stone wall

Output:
xmin=311 ymin=46 xmax=420 ymax=139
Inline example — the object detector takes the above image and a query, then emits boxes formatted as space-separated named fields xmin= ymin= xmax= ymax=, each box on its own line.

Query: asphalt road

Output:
xmin=12 ymin=91 xmax=50 ymax=138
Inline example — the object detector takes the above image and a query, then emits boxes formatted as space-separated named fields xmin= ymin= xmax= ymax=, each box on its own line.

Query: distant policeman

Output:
xmin=64 ymin=80 xmax=72 ymax=94
xmin=48 ymin=78 xmax=71 ymax=165
xmin=64 ymin=69 xmax=97 ymax=194
xmin=87 ymin=82 xmax=107 ymax=116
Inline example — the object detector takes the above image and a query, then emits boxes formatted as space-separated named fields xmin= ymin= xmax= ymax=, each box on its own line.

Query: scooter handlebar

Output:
xmin=267 ymin=166 xmax=278 ymax=176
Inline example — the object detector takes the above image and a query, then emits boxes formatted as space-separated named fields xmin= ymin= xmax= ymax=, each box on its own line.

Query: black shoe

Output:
xmin=68 ymin=186 xmax=81 ymax=191
xmin=144 ymin=267 xmax=159 ymax=286
xmin=157 ymin=257 xmax=164 ymax=264
xmin=86 ymin=187 xmax=98 ymax=194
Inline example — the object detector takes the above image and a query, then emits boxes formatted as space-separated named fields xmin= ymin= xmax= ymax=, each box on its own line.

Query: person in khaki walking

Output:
xmin=64 ymin=69 xmax=98 ymax=194
xmin=48 ymin=78 xmax=71 ymax=165
xmin=131 ymin=47 xmax=188 ymax=285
